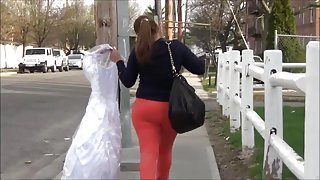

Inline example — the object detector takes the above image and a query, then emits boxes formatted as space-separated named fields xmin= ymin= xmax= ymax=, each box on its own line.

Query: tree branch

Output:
xmin=260 ymin=0 xmax=271 ymax=14
xmin=225 ymin=39 xmax=235 ymax=45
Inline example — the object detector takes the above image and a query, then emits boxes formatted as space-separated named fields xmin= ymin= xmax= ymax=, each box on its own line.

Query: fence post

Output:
xmin=221 ymin=52 xmax=226 ymax=116
xmin=263 ymin=50 xmax=283 ymax=179
xmin=217 ymin=53 xmax=223 ymax=105
xmin=274 ymin=30 xmax=278 ymax=49
xmin=304 ymin=41 xmax=319 ymax=179
xmin=222 ymin=52 xmax=230 ymax=117
xmin=234 ymin=51 xmax=241 ymax=132
xmin=241 ymin=50 xmax=255 ymax=151
xmin=228 ymin=50 xmax=241 ymax=132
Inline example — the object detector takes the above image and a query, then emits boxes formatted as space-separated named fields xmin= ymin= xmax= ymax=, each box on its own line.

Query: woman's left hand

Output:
xmin=110 ymin=48 xmax=122 ymax=63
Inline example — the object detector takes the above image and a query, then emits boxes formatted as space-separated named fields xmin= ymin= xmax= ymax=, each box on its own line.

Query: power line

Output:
xmin=226 ymin=0 xmax=249 ymax=49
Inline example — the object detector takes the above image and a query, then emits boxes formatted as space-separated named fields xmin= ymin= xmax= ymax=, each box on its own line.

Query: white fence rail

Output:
xmin=217 ymin=41 xmax=319 ymax=179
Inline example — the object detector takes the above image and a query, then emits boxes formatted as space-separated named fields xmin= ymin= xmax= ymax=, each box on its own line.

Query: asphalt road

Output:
xmin=1 ymin=70 xmax=91 ymax=179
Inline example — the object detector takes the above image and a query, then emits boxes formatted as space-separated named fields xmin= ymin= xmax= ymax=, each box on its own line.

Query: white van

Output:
xmin=19 ymin=48 xmax=56 ymax=73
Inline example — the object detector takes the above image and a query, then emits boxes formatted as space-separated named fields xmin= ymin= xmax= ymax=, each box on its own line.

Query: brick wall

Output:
xmin=245 ymin=0 xmax=319 ymax=56
xmin=291 ymin=0 xmax=319 ymax=36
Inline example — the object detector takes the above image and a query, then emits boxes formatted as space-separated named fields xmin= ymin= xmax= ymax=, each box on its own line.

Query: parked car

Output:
xmin=53 ymin=49 xmax=69 ymax=72
xmin=68 ymin=54 xmax=83 ymax=69
xmin=253 ymin=55 xmax=264 ymax=84
xmin=19 ymin=48 xmax=56 ymax=73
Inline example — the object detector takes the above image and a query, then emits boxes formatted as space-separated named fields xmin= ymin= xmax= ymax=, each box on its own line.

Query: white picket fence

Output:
xmin=216 ymin=41 xmax=319 ymax=179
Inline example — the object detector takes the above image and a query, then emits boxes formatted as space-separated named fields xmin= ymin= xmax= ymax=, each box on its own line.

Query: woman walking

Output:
xmin=110 ymin=15 xmax=205 ymax=180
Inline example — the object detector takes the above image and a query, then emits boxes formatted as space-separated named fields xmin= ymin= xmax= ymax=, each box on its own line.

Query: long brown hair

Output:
xmin=134 ymin=15 xmax=159 ymax=64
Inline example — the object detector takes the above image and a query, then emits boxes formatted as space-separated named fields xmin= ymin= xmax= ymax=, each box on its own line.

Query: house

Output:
xmin=245 ymin=0 xmax=320 ymax=56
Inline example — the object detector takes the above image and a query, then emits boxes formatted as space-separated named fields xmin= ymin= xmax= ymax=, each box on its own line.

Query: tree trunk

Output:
xmin=261 ymin=14 xmax=270 ymax=51
xmin=221 ymin=42 xmax=227 ymax=52
xmin=22 ymin=43 xmax=26 ymax=57
xmin=21 ymin=27 xmax=28 ymax=57
xmin=74 ymin=28 xmax=79 ymax=50
xmin=177 ymin=0 xmax=183 ymax=41
xmin=37 ymin=37 xmax=43 ymax=47
xmin=219 ymin=32 xmax=228 ymax=52
xmin=213 ymin=37 xmax=218 ymax=87
xmin=22 ymin=35 xmax=26 ymax=57
xmin=183 ymin=0 xmax=188 ymax=44
xmin=214 ymin=68 xmax=218 ymax=86
xmin=155 ymin=0 xmax=162 ymax=36
xmin=165 ymin=0 xmax=168 ymax=39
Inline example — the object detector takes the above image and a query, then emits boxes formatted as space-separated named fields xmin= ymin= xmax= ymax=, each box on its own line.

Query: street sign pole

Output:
xmin=116 ymin=0 xmax=132 ymax=148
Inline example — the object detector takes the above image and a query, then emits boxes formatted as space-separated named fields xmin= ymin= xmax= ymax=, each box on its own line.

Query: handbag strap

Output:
xmin=165 ymin=41 xmax=179 ymax=77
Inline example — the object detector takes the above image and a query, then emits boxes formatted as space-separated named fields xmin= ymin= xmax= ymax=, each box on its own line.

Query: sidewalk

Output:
xmin=55 ymin=72 xmax=220 ymax=180
xmin=120 ymin=72 xmax=220 ymax=180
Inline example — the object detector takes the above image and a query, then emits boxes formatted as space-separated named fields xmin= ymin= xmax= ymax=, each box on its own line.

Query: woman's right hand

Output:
xmin=110 ymin=48 xmax=122 ymax=63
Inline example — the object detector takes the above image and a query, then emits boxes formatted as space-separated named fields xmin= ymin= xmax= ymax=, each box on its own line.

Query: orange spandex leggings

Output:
xmin=132 ymin=98 xmax=177 ymax=180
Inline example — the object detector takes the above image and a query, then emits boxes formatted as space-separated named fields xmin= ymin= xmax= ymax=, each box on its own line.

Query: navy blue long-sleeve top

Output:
xmin=116 ymin=38 xmax=205 ymax=102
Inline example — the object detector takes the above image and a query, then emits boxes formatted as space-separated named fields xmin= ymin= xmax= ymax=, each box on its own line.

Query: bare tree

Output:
xmin=0 ymin=0 xmax=14 ymax=42
xmin=1 ymin=0 xmax=97 ymax=53
xmin=29 ymin=0 xmax=57 ymax=47
xmin=129 ymin=0 xmax=140 ymax=31
xmin=57 ymin=2 xmax=95 ymax=53
xmin=15 ymin=1 xmax=32 ymax=55
xmin=190 ymin=0 xmax=246 ymax=52
xmin=189 ymin=0 xmax=247 ymax=86
xmin=0 ymin=0 xmax=33 ymax=56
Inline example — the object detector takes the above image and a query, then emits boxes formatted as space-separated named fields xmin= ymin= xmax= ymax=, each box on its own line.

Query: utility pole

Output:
xmin=94 ymin=0 xmax=132 ymax=147
xmin=94 ymin=0 xmax=117 ymax=46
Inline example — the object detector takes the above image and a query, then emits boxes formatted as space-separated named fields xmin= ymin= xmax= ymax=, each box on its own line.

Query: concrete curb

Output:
xmin=206 ymin=146 xmax=221 ymax=179
xmin=54 ymin=171 xmax=62 ymax=179
xmin=33 ymin=153 xmax=66 ymax=179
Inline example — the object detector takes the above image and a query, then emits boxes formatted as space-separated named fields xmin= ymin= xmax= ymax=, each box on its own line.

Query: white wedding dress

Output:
xmin=62 ymin=44 xmax=122 ymax=179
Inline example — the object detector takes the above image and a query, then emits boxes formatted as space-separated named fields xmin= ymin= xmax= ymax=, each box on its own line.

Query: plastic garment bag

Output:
xmin=62 ymin=44 xmax=122 ymax=179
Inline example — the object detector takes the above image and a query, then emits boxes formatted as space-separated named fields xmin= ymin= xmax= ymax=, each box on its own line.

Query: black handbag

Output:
xmin=166 ymin=42 xmax=206 ymax=134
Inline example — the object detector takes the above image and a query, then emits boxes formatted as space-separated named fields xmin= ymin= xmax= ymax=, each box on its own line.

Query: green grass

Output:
xmin=208 ymin=65 xmax=215 ymax=73
xmin=223 ymin=121 xmax=242 ymax=148
xmin=224 ymin=106 xmax=305 ymax=179
xmin=202 ymin=78 xmax=216 ymax=93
